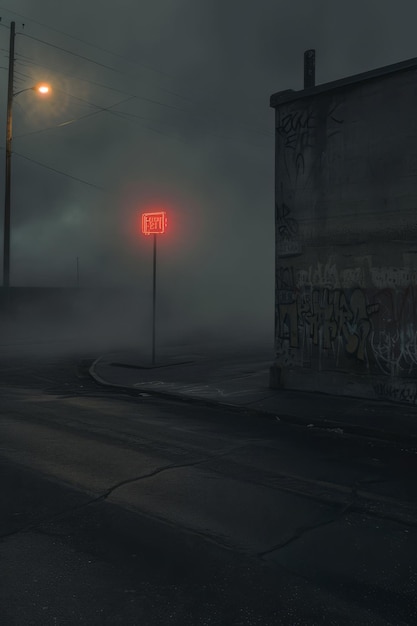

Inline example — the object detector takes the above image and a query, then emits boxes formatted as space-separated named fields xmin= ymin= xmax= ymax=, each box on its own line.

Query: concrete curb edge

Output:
xmin=89 ymin=357 xmax=417 ymax=447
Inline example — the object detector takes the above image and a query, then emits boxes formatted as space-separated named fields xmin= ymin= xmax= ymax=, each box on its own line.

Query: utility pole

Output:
xmin=3 ymin=21 xmax=15 ymax=289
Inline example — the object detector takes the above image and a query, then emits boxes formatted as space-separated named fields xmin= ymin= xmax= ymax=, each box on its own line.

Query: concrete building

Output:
xmin=270 ymin=56 xmax=417 ymax=405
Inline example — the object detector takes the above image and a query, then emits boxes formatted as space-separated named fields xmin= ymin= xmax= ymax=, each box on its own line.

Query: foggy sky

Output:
xmin=0 ymin=0 xmax=416 ymax=342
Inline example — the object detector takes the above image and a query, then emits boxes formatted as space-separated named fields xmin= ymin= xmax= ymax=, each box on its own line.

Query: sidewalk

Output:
xmin=90 ymin=348 xmax=417 ymax=446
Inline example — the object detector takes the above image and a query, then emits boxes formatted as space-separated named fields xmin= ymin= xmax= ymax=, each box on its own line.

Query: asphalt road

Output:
xmin=1 ymin=349 xmax=417 ymax=625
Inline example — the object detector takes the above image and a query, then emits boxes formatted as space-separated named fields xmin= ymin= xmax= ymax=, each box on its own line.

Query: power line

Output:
xmin=14 ymin=54 xmax=274 ymax=141
xmin=15 ymin=53 xmax=208 ymax=116
xmin=6 ymin=29 xmax=272 ymax=152
xmin=4 ymin=11 xmax=273 ymax=138
xmin=13 ymin=67 xmax=128 ymax=116
xmin=9 ymin=67 xmax=196 ymax=144
xmin=18 ymin=31 xmax=198 ymax=107
xmin=15 ymin=53 xmax=132 ymax=96
xmin=2 ymin=16 xmax=201 ymax=114
xmin=0 ymin=4 xmax=171 ymax=78
xmin=12 ymin=70 xmax=270 ymax=151
xmin=14 ymin=96 xmax=136 ymax=139
xmin=20 ymin=33 xmax=130 ymax=76
xmin=15 ymin=17 xmax=272 ymax=137
xmin=6 ymin=86 xmax=193 ymax=147
xmin=1 ymin=13 xmax=190 ymax=108
xmin=15 ymin=83 xmax=270 ymax=150
xmin=13 ymin=151 xmax=107 ymax=190
xmin=12 ymin=64 xmax=270 ymax=149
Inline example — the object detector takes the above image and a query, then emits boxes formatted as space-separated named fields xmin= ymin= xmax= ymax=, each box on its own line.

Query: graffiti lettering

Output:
xmin=277 ymin=287 xmax=379 ymax=363
xmin=277 ymin=109 xmax=315 ymax=149
xmin=277 ymin=107 xmax=316 ymax=188
xmin=374 ymin=381 xmax=417 ymax=405
xmin=371 ymin=286 xmax=417 ymax=376
xmin=341 ymin=268 xmax=365 ymax=288
xmin=276 ymin=202 xmax=299 ymax=241
xmin=277 ymin=267 xmax=298 ymax=347
xmin=276 ymin=266 xmax=295 ymax=291
xmin=278 ymin=240 xmax=302 ymax=257
xmin=275 ymin=342 xmax=296 ymax=367
xmin=328 ymin=102 xmax=344 ymax=126
xmin=278 ymin=300 xmax=299 ymax=348
xmin=276 ymin=201 xmax=301 ymax=257
xmin=371 ymin=267 xmax=417 ymax=289
xmin=297 ymin=264 xmax=365 ymax=289
xmin=301 ymin=288 xmax=378 ymax=360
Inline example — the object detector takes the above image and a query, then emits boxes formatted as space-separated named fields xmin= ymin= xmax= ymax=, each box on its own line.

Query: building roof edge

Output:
xmin=270 ymin=56 xmax=417 ymax=108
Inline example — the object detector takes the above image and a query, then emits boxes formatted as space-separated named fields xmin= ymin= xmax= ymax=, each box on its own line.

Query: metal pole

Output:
xmin=152 ymin=233 xmax=157 ymax=365
xmin=3 ymin=21 xmax=15 ymax=289
xmin=76 ymin=256 xmax=79 ymax=287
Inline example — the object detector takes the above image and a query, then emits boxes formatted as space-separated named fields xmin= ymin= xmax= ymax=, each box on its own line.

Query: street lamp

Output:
xmin=37 ymin=84 xmax=50 ymax=95
xmin=13 ymin=83 xmax=51 ymax=98
xmin=3 ymin=20 xmax=51 ymax=289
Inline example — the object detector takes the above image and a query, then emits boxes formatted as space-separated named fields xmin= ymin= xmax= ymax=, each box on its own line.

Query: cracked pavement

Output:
xmin=1 ymin=352 xmax=417 ymax=624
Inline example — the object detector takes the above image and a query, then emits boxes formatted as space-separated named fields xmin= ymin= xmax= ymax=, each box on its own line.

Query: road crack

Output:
xmin=257 ymin=499 xmax=354 ymax=559
xmin=0 ymin=446 xmax=241 ymax=542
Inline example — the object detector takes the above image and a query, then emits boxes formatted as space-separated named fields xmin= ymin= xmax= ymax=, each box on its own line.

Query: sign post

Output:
xmin=141 ymin=211 xmax=167 ymax=365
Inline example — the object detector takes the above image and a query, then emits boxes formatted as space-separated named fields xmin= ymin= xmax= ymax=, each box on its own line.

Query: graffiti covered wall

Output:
xmin=270 ymin=60 xmax=417 ymax=403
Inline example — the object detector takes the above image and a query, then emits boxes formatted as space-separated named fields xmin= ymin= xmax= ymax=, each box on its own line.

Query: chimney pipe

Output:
xmin=304 ymin=49 xmax=316 ymax=89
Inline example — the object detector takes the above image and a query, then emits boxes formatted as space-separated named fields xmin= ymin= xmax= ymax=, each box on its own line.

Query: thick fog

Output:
xmin=0 ymin=0 xmax=416 ymax=355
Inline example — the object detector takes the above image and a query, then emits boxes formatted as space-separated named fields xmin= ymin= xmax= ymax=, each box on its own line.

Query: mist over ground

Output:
xmin=0 ymin=1 xmax=416 ymax=356
xmin=0 ymin=287 xmax=273 ymax=358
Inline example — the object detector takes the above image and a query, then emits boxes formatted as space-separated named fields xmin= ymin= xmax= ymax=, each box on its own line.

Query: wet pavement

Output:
xmin=90 ymin=347 xmax=417 ymax=446
xmin=1 ymin=350 xmax=417 ymax=624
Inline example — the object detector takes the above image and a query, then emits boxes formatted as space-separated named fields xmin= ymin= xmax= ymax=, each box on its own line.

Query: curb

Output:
xmin=89 ymin=357 xmax=417 ymax=448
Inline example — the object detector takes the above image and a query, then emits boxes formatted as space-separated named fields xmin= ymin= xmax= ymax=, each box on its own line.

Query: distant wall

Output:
xmin=0 ymin=287 xmax=146 ymax=350
xmin=0 ymin=287 xmax=123 ymax=318
xmin=271 ymin=63 xmax=417 ymax=404
xmin=0 ymin=287 xmax=80 ymax=321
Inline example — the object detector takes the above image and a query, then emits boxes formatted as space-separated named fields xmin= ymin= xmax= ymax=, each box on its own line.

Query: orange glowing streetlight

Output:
xmin=13 ymin=82 xmax=51 ymax=98
xmin=36 ymin=83 xmax=50 ymax=95
xmin=3 ymin=20 xmax=52 ymax=290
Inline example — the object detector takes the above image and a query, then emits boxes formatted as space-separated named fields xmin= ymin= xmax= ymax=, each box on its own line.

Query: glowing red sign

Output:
xmin=141 ymin=211 xmax=167 ymax=236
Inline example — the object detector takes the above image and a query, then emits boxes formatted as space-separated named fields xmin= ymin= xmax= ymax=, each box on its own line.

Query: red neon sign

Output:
xmin=141 ymin=211 xmax=167 ymax=235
